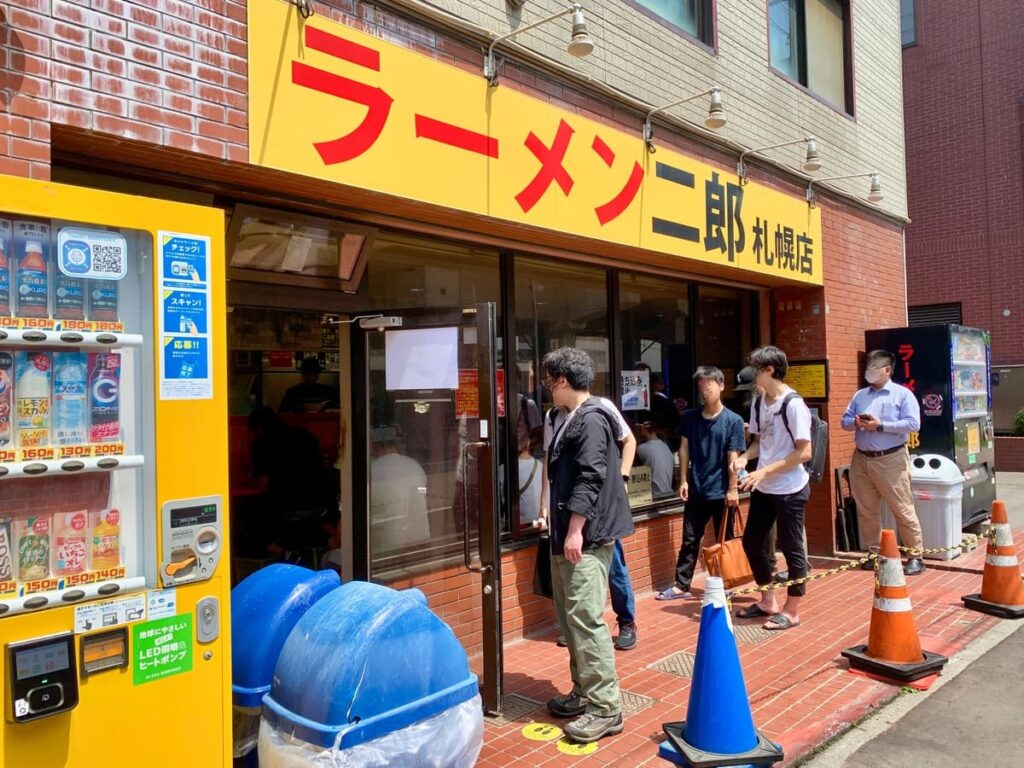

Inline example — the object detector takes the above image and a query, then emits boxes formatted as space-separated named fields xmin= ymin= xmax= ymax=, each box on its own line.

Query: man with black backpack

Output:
xmin=734 ymin=346 xmax=813 ymax=631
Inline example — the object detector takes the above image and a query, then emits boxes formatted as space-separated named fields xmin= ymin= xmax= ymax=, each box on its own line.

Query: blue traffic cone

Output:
xmin=658 ymin=577 xmax=783 ymax=767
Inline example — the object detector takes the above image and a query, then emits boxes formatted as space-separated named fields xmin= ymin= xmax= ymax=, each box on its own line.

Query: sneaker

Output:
xmin=614 ymin=623 xmax=638 ymax=651
xmin=564 ymin=711 xmax=624 ymax=743
xmin=547 ymin=691 xmax=588 ymax=718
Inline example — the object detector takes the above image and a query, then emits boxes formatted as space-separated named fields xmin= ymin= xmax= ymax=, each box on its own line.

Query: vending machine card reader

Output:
xmin=5 ymin=633 xmax=78 ymax=723
xmin=160 ymin=496 xmax=223 ymax=587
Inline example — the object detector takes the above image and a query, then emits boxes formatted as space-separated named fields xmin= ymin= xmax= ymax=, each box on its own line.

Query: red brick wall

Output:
xmin=0 ymin=0 xmax=249 ymax=178
xmin=902 ymin=0 xmax=1024 ymax=365
xmin=995 ymin=436 xmax=1024 ymax=472
xmin=772 ymin=200 xmax=908 ymax=554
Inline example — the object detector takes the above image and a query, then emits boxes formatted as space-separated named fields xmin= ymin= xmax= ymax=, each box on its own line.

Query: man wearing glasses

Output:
xmin=540 ymin=347 xmax=633 ymax=743
xmin=841 ymin=349 xmax=924 ymax=575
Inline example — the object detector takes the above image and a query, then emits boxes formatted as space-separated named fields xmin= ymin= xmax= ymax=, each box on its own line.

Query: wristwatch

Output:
xmin=622 ymin=474 xmax=630 ymax=482
xmin=876 ymin=424 xmax=884 ymax=432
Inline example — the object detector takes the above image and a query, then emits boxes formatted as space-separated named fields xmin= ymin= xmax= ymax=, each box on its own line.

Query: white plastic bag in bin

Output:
xmin=257 ymin=694 xmax=483 ymax=768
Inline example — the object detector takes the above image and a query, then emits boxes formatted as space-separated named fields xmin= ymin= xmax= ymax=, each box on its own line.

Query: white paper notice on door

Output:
xmin=385 ymin=327 xmax=459 ymax=390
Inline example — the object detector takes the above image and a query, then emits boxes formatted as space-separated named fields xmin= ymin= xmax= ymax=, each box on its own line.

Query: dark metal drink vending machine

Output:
xmin=865 ymin=324 xmax=995 ymax=528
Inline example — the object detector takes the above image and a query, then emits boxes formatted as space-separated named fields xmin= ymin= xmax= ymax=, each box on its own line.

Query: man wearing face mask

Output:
xmin=841 ymin=349 xmax=924 ymax=575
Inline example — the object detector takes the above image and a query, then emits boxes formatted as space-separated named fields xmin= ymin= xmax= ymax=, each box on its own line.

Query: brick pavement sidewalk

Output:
xmin=477 ymin=532 xmax=1023 ymax=767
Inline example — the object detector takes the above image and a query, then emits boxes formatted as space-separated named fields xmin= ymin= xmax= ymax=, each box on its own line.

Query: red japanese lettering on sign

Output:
xmin=414 ymin=115 xmax=499 ymax=158
xmin=515 ymin=119 xmax=575 ymax=213
xmin=898 ymin=343 xmax=915 ymax=392
xmin=291 ymin=26 xmax=394 ymax=164
xmin=591 ymin=135 xmax=644 ymax=225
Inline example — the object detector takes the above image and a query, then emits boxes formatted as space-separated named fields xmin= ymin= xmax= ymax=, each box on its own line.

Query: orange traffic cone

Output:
xmin=841 ymin=529 xmax=948 ymax=682
xmin=962 ymin=500 xmax=1024 ymax=619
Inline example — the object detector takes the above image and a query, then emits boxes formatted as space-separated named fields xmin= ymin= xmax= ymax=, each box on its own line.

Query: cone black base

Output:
xmin=961 ymin=593 xmax=1024 ymax=619
xmin=841 ymin=645 xmax=948 ymax=682
xmin=661 ymin=721 xmax=784 ymax=768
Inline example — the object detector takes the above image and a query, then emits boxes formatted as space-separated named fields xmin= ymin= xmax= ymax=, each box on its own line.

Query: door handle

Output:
xmin=461 ymin=440 xmax=493 ymax=573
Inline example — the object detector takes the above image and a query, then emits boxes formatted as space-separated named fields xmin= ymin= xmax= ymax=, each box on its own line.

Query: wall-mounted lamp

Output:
xmin=806 ymin=172 xmax=882 ymax=207
xmin=289 ymin=0 xmax=314 ymax=18
xmin=483 ymin=3 xmax=594 ymax=86
xmin=737 ymin=137 xmax=821 ymax=185
xmin=642 ymin=87 xmax=725 ymax=152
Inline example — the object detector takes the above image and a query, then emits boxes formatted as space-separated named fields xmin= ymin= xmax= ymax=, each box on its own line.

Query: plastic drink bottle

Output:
xmin=54 ymin=274 xmax=85 ymax=320
xmin=52 ymin=352 xmax=88 ymax=445
xmin=53 ymin=511 xmax=89 ymax=577
xmin=90 ymin=509 xmax=120 ymax=570
xmin=88 ymin=279 xmax=118 ymax=322
xmin=0 ymin=352 xmax=12 ymax=448
xmin=88 ymin=352 xmax=120 ymax=443
xmin=14 ymin=351 xmax=52 ymax=448
xmin=16 ymin=240 xmax=49 ymax=318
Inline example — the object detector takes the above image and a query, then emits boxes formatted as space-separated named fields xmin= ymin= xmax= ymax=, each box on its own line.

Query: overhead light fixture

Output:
xmin=483 ymin=3 xmax=594 ymax=86
xmin=642 ymin=87 xmax=725 ymax=152
xmin=737 ymin=136 xmax=821 ymax=185
xmin=806 ymin=172 xmax=883 ymax=208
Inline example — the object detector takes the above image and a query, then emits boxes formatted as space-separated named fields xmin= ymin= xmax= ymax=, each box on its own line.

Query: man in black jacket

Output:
xmin=542 ymin=347 xmax=633 ymax=744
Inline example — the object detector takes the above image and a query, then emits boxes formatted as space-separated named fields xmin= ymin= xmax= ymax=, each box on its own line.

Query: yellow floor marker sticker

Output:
xmin=557 ymin=738 xmax=599 ymax=756
xmin=522 ymin=723 xmax=562 ymax=741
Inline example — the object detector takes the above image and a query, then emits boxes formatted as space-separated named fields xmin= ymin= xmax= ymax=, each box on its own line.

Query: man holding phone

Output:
xmin=841 ymin=349 xmax=924 ymax=575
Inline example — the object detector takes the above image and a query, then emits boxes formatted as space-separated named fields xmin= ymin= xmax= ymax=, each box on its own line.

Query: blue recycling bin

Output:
xmin=230 ymin=564 xmax=341 ymax=763
xmin=259 ymin=580 xmax=482 ymax=766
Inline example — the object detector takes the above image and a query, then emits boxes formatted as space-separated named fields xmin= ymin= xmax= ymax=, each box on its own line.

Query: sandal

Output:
xmin=764 ymin=614 xmax=800 ymax=631
xmin=734 ymin=604 xmax=774 ymax=619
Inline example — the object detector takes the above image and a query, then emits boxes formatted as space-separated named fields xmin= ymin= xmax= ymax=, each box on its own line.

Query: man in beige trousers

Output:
xmin=841 ymin=349 xmax=925 ymax=575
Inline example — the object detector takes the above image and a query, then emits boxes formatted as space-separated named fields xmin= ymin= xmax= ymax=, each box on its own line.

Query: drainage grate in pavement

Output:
xmin=733 ymin=623 xmax=774 ymax=644
xmin=488 ymin=693 xmax=544 ymax=728
xmin=619 ymin=689 xmax=657 ymax=716
xmin=650 ymin=651 xmax=696 ymax=678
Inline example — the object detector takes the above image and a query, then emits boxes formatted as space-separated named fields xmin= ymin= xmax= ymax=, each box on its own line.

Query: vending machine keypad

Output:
xmin=160 ymin=496 xmax=222 ymax=587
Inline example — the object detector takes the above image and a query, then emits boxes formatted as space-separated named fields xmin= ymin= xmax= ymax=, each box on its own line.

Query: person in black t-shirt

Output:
xmin=279 ymin=357 xmax=338 ymax=413
xmin=656 ymin=366 xmax=746 ymax=600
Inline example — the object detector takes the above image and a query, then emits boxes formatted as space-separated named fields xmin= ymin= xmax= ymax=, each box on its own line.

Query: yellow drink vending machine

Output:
xmin=0 ymin=176 xmax=231 ymax=766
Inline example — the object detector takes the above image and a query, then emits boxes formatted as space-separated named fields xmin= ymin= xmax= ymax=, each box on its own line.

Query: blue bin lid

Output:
xmin=231 ymin=564 xmax=341 ymax=707
xmin=262 ymin=581 xmax=479 ymax=750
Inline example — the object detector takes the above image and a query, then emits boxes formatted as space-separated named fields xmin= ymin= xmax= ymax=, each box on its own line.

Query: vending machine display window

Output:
xmin=0 ymin=215 xmax=153 ymax=615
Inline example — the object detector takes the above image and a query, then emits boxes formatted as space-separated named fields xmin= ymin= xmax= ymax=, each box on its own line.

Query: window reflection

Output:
xmin=695 ymin=285 xmax=758 ymax=418
xmin=511 ymin=257 xmax=610 ymax=534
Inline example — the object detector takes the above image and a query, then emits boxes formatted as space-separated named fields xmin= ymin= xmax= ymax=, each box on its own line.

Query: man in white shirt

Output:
xmin=734 ymin=346 xmax=812 ymax=631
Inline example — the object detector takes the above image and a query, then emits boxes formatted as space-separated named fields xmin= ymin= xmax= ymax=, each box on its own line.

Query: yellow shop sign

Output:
xmin=248 ymin=0 xmax=823 ymax=285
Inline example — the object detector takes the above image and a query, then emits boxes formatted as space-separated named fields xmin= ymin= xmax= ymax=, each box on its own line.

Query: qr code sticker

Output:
xmin=91 ymin=243 xmax=124 ymax=277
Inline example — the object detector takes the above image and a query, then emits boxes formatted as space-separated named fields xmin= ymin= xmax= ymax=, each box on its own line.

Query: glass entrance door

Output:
xmin=352 ymin=303 xmax=502 ymax=712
